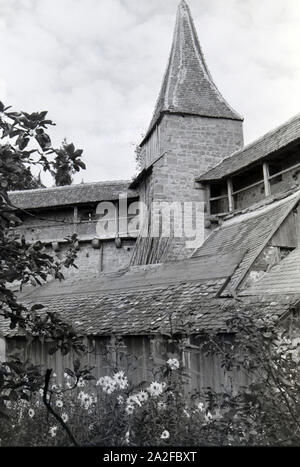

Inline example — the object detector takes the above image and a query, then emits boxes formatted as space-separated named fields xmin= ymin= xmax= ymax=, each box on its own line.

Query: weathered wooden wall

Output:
xmin=6 ymin=335 xmax=249 ymax=393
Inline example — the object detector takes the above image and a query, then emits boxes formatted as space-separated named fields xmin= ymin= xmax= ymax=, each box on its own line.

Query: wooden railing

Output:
xmin=209 ymin=159 xmax=300 ymax=216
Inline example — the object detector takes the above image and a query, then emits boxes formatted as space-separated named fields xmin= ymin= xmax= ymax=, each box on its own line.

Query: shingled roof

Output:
xmin=193 ymin=190 xmax=300 ymax=292
xmin=0 ymin=242 xmax=297 ymax=338
xmin=141 ymin=0 xmax=242 ymax=144
xmin=241 ymin=247 xmax=300 ymax=296
xmin=8 ymin=180 xmax=138 ymax=210
xmin=197 ymin=113 xmax=300 ymax=182
xmin=0 ymin=253 xmax=242 ymax=338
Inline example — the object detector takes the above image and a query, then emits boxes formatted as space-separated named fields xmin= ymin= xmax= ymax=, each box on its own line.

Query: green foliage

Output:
xmin=0 ymin=101 xmax=86 ymax=424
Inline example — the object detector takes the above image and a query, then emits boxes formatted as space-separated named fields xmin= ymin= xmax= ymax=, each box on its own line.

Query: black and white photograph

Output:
xmin=0 ymin=0 xmax=300 ymax=454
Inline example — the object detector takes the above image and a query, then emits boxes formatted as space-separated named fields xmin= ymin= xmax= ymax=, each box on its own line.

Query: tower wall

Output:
xmin=150 ymin=114 xmax=243 ymax=202
xmin=137 ymin=114 xmax=243 ymax=261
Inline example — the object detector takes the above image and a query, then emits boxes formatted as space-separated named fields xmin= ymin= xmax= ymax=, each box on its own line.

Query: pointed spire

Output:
xmin=143 ymin=0 xmax=242 ymax=142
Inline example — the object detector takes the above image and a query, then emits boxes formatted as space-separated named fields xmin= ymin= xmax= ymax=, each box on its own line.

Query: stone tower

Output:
xmin=130 ymin=0 xmax=244 ymax=262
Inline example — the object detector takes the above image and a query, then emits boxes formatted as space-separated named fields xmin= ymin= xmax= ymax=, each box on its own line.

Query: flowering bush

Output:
xmin=0 ymin=357 xmax=225 ymax=446
xmin=1 ymin=310 xmax=300 ymax=446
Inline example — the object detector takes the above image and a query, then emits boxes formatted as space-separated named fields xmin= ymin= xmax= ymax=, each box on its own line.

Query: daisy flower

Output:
xmin=77 ymin=377 xmax=85 ymax=388
xmin=125 ymin=404 xmax=134 ymax=415
xmin=117 ymin=395 xmax=124 ymax=405
xmin=28 ymin=408 xmax=35 ymax=418
xmin=49 ymin=426 xmax=57 ymax=437
xmin=157 ymin=402 xmax=167 ymax=411
xmin=62 ymin=413 xmax=69 ymax=423
xmin=167 ymin=358 xmax=180 ymax=370
xmin=56 ymin=400 xmax=63 ymax=408
xmin=113 ymin=371 xmax=128 ymax=389
xmin=147 ymin=382 xmax=164 ymax=397
xmin=137 ymin=391 xmax=148 ymax=403
xmin=160 ymin=430 xmax=170 ymax=440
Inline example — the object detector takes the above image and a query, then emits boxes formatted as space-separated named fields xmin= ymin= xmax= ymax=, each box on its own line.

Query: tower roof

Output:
xmin=142 ymin=0 xmax=242 ymax=144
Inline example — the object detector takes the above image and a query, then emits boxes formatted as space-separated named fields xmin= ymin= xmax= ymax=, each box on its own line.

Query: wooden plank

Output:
xmin=263 ymin=162 xmax=271 ymax=197
xmin=227 ymin=178 xmax=234 ymax=212
xmin=271 ymin=210 xmax=298 ymax=248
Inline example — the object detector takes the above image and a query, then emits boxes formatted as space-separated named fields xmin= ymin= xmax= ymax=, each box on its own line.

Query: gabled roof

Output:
xmin=8 ymin=181 xmax=138 ymax=210
xmin=241 ymin=247 xmax=300 ymax=296
xmin=192 ymin=190 xmax=300 ymax=292
xmin=197 ymin=113 xmax=300 ymax=182
xmin=141 ymin=0 xmax=242 ymax=145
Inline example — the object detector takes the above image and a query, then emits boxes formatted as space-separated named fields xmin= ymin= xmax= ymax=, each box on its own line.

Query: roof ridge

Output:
xmin=8 ymin=179 xmax=131 ymax=195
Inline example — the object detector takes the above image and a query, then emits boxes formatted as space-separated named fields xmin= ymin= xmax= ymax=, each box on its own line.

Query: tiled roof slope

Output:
xmin=0 ymin=287 xmax=293 ymax=338
xmin=197 ymin=113 xmax=300 ymax=182
xmin=241 ymin=247 xmax=300 ymax=296
xmin=8 ymin=181 xmax=138 ymax=210
xmin=142 ymin=1 xmax=242 ymax=144
xmin=20 ymin=253 xmax=243 ymax=300
xmin=192 ymin=191 xmax=300 ymax=292
xmin=0 ymin=253 xmax=243 ymax=337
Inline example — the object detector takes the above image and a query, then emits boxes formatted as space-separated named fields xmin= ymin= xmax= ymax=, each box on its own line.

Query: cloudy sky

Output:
xmin=1 ymin=0 xmax=300 ymax=185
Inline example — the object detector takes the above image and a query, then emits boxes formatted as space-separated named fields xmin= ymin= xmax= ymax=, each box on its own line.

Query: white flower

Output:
xmin=66 ymin=382 xmax=72 ymax=389
xmin=39 ymin=388 xmax=44 ymax=397
xmin=197 ymin=402 xmax=205 ymax=412
xmin=127 ymin=395 xmax=141 ymax=407
xmin=117 ymin=395 xmax=124 ymax=405
xmin=147 ymin=382 xmax=164 ymax=397
xmin=157 ymin=402 xmax=167 ymax=411
xmin=4 ymin=400 xmax=12 ymax=409
xmin=28 ymin=408 xmax=35 ymax=418
xmin=56 ymin=400 xmax=63 ymax=408
xmin=183 ymin=409 xmax=190 ymax=418
xmin=126 ymin=404 xmax=134 ymax=415
xmin=137 ymin=391 xmax=149 ymax=403
xmin=96 ymin=377 xmax=105 ymax=386
xmin=62 ymin=413 xmax=68 ymax=423
xmin=103 ymin=382 xmax=116 ymax=394
xmin=160 ymin=430 xmax=170 ymax=440
xmin=77 ymin=391 xmax=86 ymax=401
xmin=52 ymin=372 xmax=57 ymax=378
xmin=64 ymin=372 xmax=71 ymax=379
xmin=124 ymin=431 xmax=130 ymax=444
xmin=204 ymin=411 xmax=213 ymax=423
xmin=51 ymin=384 xmax=57 ymax=390
xmin=77 ymin=378 xmax=85 ymax=388
xmin=49 ymin=426 xmax=57 ymax=437
xmin=113 ymin=371 xmax=128 ymax=389
xmin=97 ymin=376 xmax=117 ymax=393
xmin=77 ymin=391 xmax=94 ymax=409
xmin=167 ymin=358 xmax=180 ymax=370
